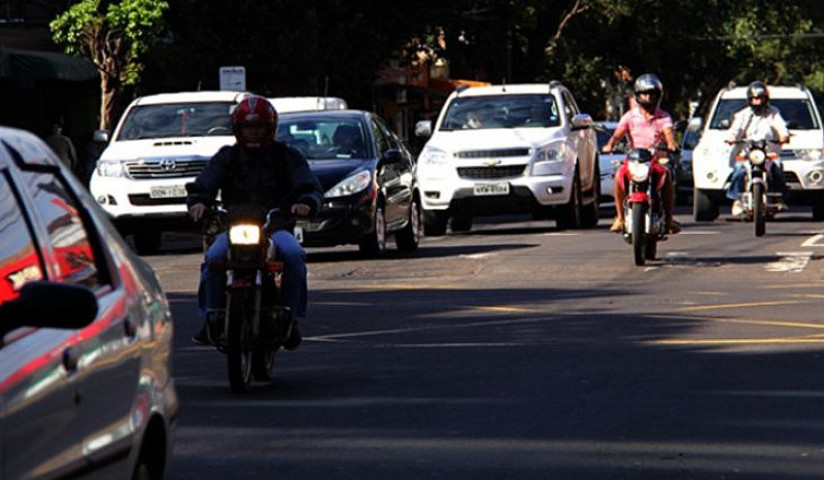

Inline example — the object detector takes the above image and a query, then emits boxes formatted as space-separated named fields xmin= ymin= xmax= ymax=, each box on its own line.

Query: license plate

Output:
xmin=293 ymin=226 xmax=304 ymax=244
xmin=149 ymin=185 xmax=187 ymax=199
xmin=473 ymin=182 xmax=510 ymax=196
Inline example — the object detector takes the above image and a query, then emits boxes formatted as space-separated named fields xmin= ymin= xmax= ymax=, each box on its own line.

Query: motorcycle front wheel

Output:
xmin=753 ymin=182 xmax=766 ymax=237
xmin=631 ymin=203 xmax=647 ymax=266
xmin=227 ymin=289 xmax=254 ymax=393
xmin=252 ymin=350 xmax=276 ymax=381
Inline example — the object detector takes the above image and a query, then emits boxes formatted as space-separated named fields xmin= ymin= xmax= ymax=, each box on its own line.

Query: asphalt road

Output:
xmin=144 ymin=206 xmax=824 ymax=479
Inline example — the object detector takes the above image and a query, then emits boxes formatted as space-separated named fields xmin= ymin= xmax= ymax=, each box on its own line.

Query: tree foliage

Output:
xmin=50 ymin=0 xmax=169 ymax=130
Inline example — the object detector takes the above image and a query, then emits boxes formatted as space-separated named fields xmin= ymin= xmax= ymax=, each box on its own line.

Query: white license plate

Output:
xmin=473 ymin=182 xmax=510 ymax=196
xmin=149 ymin=185 xmax=187 ymax=199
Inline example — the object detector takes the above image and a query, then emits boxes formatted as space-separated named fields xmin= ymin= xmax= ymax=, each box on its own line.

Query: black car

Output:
xmin=277 ymin=110 xmax=420 ymax=255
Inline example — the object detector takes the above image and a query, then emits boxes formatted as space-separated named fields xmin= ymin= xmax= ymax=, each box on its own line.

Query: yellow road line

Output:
xmin=677 ymin=300 xmax=801 ymax=312
xmin=650 ymin=337 xmax=824 ymax=345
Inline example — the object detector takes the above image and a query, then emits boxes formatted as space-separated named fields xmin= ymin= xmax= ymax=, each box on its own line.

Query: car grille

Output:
xmin=455 ymin=148 xmax=530 ymax=159
xmin=458 ymin=165 xmax=527 ymax=179
xmin=126 ymin=159 xmax=209 ymax=179
xmin=784 ymin=171 xmax=801 ymax=185
xmin=128 ymin=194 xmax=188 ymax=206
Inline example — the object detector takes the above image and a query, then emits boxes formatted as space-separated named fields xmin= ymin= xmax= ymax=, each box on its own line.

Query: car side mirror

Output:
xmin=0 ymin=281 xmax=98 ymax=339
xmin=415 ymin=120 xmax=432 ymax=138
xmin=381 ymin=149 xmax=404 ymax=164
xmin=93 ymin=129 xmax=109 ymax=144
xmin=570 ymin=113 xmax=593 ymax=130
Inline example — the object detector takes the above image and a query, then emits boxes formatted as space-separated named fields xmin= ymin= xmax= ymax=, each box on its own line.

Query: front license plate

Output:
xmin=149 ymin=185 xmax=187 ymax=199
xmin=473 ymin=182 xmax=510 ymax=196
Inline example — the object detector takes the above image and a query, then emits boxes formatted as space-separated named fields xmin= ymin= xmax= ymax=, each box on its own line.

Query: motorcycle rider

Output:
xmin=187 ymin=95 xmax=323 ymax=348
xmin=602 ymin=73 xmax=680 ymax=234
xmin=724 ymin=81 xmax=790 ymax=216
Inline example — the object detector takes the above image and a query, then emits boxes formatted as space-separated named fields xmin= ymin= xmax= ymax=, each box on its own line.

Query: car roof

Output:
xmin=129 ymin=90 xmax=249 ymax=106
xmin=718 ymin=85 xmax=810 ymax=100
xmin=278 ymin=109 xmax=370 ymax=122
xmin=269 ymin=96 xmax=348 ymax=113
xmin=451 ymin=83 xmax=563 ymax=97
xmin=0 ymin=125 xmax=62 ymax=169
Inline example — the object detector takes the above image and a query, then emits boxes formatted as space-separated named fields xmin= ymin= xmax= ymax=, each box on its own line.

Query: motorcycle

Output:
xmin=729 ymin=139 xmax=783 ymax=237
xmin=618 ymin=145 xmax=673 ymax=266
xmin=200 ymin=205 xmax=301 ymax=393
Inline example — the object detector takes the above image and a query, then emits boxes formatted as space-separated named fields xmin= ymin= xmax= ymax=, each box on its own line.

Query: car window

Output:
xmin=562 ymin=91 xmax=580 ymax=119
xmin=18 ymin=171 xmax=102 ymax=289
xmin=371 ymin=118 xmax=392 ymax=156
xmin=440 ymin=94 xmax=561 ymax=130
xmin=117 ymin=102 xmax=236 ymax=140
xmin=0 ymin=172 xmax=45 ymax=306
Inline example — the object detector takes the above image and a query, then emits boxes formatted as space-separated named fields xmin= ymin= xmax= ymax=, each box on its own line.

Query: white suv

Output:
xmin=414 ymin=82 xmax=599 ymax=235
xmin=691 ymin=84 xmax=824 ymax=221
xmin=90 ymin=90 xmax=248 ymax=253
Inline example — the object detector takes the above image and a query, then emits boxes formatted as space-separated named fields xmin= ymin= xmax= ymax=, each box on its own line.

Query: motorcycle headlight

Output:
xmin=324 ymin=170 xmax=372 ymax=198
xmin=628 ymin=161 xmax=650 ymax=182
xmin=228 ymin=224 xmax=261 ymax=245
xmin=748 ymin=149 xmax=766 ymax=165
xmin=96 ymin=159 xmax=126 ymax=177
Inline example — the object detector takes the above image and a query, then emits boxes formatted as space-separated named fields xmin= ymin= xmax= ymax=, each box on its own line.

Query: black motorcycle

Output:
xmin=200 ymin=205 xmax=299 ymax=393
xmin=731 ymin=139 xmax=783 ymax=237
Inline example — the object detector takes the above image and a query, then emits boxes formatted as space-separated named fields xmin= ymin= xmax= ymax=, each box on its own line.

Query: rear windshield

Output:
xmin=117 ymin=102 xmax=236 ymax=140
xmin=439 ymin=94 xmax=561 ymax=131
xmin=709 ymin=99 xmax=819 ymax=130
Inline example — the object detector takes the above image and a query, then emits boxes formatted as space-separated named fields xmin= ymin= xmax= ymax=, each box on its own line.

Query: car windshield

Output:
xmin=277 ymin=118 xmax=367 ymax=160
xmin=117 ymin=102 xmax=235 ymax=140
xmin=709 ymin=98 xmax=819 ymax=130
xmin=439 ymin=94 xmax=561 ymax=131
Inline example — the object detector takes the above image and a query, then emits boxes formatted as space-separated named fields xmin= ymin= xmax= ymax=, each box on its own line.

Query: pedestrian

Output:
xmin=45 ymin=116 xmax=80 ymax=177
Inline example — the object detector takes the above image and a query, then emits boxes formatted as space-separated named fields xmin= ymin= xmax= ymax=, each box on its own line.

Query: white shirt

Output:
xmin=727 ymin=105 xmax=789 ymax=144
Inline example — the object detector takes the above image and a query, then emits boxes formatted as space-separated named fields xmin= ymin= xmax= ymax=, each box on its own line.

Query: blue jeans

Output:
xmin=198 ymin=230 xmax=308 ymax=321
xmin=726 ymin=161 xmax=787 ymax=201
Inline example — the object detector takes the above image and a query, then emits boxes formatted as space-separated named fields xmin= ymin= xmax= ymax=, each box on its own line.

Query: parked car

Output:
xmin=674 ymin=126 xmax=700 ymax=204
xmin=277 ymin=109 xmax=420 ymax=255
xmin=90 ymin=90 xmax=249 ymax=254
xmin=414 ymin=81 xmax=599 ymax=234
xmin=691 ymin=84 xmax=824 ymax=220
xmin=0 ymin=126 xmax=177 ymax=479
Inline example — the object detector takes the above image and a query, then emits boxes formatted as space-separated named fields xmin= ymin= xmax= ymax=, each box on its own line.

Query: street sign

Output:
xmin=219 ymin=66 xmax=246 ymax=91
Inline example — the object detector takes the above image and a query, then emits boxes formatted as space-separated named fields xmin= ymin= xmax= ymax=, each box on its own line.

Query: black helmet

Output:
xmin=634 ymin=74 xmax=663 ymax=112
xmin=747 ymin=81 xmax=769 ymax=114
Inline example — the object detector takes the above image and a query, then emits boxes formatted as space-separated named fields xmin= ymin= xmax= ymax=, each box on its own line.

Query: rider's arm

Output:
xmin=726 ymin=111 xmax=746 ymax=144
xmin=603 ymin=124 xmax=628 ymax=152
xmin=772 ymin=110 xmax=790 ymax=144
xmin=285 ymin=147 xmax=323 ymax=217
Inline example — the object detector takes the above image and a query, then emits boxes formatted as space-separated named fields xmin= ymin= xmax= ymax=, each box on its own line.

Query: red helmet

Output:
xmin=232 ymin=95 xmax=278 ymax=147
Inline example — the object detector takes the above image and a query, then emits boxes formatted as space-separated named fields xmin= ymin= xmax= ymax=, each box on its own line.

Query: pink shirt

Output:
xmin=616 ymin=107 xmax=673 ymax=149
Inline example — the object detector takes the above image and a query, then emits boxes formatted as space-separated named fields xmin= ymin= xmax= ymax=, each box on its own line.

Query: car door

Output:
xmin=562 ymin=90 xmax=595 ymax=189
xmin=371 ymin=117 xmax=412 ymax=228
xmin=0 ymin=165 xmax=88 ymax=480
xmin=14 ymin=164 xmax=142 ymax=477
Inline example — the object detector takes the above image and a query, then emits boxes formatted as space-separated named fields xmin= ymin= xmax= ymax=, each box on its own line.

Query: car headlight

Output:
xmin=96 ymin=159 xmax=126 ymax=177
xmin=229 ymin=224 xmax=261 ymax=245
xmin=324 ymin=170 xmax=372 ymax=198
xmin=419 ymin=147 xmax=450 ymax=166
xmin=531 ymin=143 xmax=566 ymax=176
xmin=748 ymin=149 xmax=766 ymax=165
xmin=795 ymin=149 xmax=824 ymax=161
xmin=628 ymin=161 xmax=650 ymax=182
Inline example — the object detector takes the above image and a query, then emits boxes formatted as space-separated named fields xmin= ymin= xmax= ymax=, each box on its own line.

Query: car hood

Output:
xmin=99 ymin=136 xmax=235 ymax=161
xmin=309 ymin=159 xmax=376 ymax=191
xmin=425 ymin=128 xmax=567 ymax=153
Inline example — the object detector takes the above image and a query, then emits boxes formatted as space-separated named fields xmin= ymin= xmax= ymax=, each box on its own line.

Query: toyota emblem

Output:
xmin=159 ymin=159 xmax=177 ymax=171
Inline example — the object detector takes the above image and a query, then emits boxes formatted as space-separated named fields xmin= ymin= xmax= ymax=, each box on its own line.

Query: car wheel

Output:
xmin=422 ymin=209 xmax=448 ymax=236
xmin=395 ymin=198 xmax=421 ymax=252
xmin=450 ymin=215 xmax=472 ymax=233
xmin=133 ymin=231 xmax=162 ymax=255
xmin=693 ymin=188 xmax=719 ymax=221
xmin=556 ymin=168 xmax=582 ymax=229
xmin=580 ymin=162 xmax=600 ymax=228
xmin=359 ymin=203 xmax=387 ymax=256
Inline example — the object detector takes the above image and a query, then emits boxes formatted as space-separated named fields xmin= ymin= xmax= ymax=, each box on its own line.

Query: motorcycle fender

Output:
xmin=627 ymin=192 xmax=649 ymax=203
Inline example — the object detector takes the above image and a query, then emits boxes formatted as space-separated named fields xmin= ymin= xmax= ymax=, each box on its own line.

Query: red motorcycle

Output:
xmin=617 ymin=145 xmax=674 ymax=266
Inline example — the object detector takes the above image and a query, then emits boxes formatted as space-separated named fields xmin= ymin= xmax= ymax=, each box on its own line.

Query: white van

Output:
xmin=691 ymin=85 xmax=824 ymax=221
xmin=90 ymin=90 xmax=248 ymax=253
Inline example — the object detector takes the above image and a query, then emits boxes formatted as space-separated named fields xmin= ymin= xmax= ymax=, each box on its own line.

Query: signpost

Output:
xmin=219 ymin=66 xmax=246 ymax=91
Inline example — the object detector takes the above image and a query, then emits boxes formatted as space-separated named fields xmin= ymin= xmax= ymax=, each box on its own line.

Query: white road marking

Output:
xmin=766 ymin=252 xmax=813 ymax=273
xmin=802 ymin=233 xmax=824 ymax=247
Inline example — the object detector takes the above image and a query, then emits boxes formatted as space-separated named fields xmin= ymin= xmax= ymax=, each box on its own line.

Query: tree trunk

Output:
xmin=99 ymin=72 xmax=118 ymax=131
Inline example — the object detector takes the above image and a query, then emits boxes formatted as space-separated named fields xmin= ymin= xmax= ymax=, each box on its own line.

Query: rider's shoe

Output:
xmin=191 ymin=321 xmax=211 ymax=345
xmin=609 ymin=216 xmax=624 ymax=233
xmin=283 ymin=319 xmax=302 ymax=351
xmin=668 ymin=219 xmax=682 ymax=234
xmin=776 ymin=201 xmax=788 ymax=212
xmin=731 ymin=200 xmax=744 ymax=216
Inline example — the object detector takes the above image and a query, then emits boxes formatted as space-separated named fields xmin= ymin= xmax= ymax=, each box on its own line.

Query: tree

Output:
xmin=50 ymin=0 xmax=169 ymax=131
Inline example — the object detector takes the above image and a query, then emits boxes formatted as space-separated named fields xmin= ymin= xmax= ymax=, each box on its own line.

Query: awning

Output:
xmin=0 ymin=47 xmax=98 ymax=88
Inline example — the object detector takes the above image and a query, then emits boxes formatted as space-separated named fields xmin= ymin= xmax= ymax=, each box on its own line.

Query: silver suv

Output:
xmin=691 ymin=84 xmax=824 ymax=220
xmin=414 ymin=81 xmax=599 ymax=235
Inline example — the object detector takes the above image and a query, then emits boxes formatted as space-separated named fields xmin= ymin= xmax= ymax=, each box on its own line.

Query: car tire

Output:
xmin=450 ymin=215 xmax=472 ymax=233
xmin=423 ymin=209 xmax=448 ymax=236
xmin=580 ymin=162 xmax=600 ymax=228
xmin=395 ymin=198 xmax=421 ymax=252
xmin=133 ymin=231 xmax=162 ymax=255
xmin=359 ymin=203 xmax=387 ymax=256
xmin=693 ymin=188 xmax=719 ymax=222
xmin=556 ymin=168 xmax=582 ymax=230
